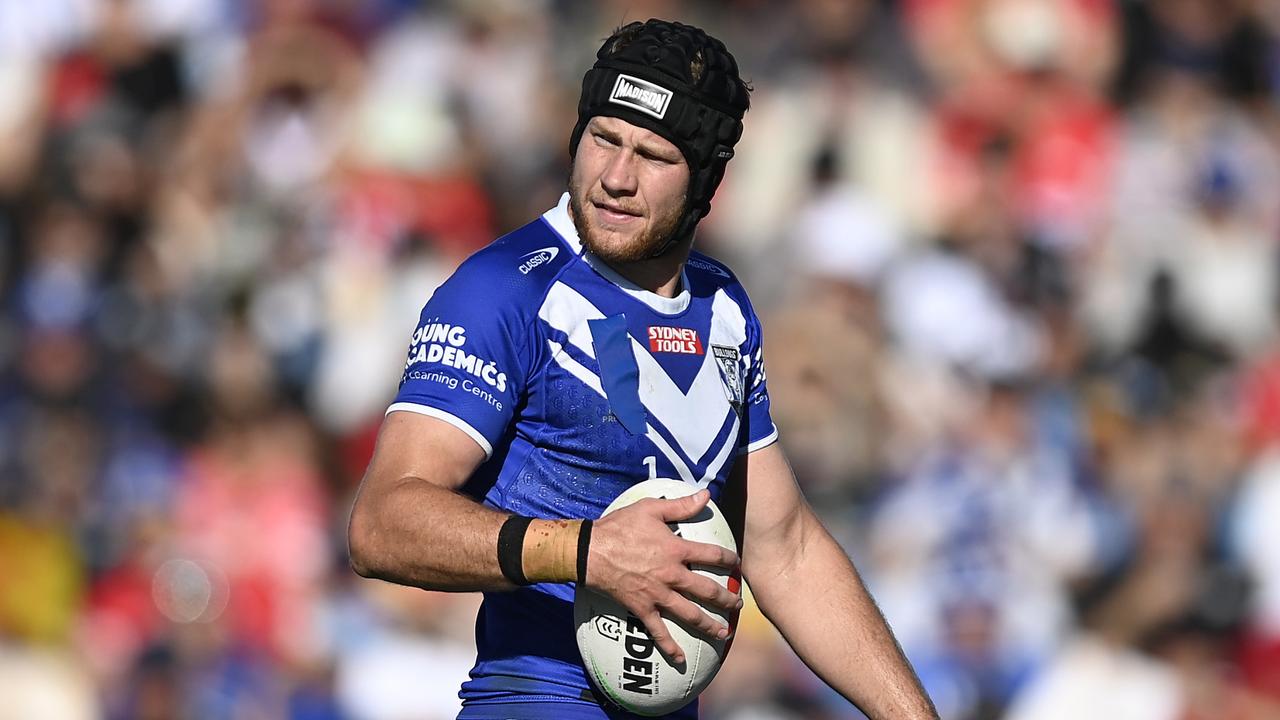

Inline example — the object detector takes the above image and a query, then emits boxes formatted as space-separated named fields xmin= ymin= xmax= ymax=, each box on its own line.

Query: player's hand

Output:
xmin=584 ymin=488 xmax=742 ymax=665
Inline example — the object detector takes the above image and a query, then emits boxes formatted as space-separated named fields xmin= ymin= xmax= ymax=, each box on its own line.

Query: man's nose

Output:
xmin=600 ymin=150 xmax=638 ymax=196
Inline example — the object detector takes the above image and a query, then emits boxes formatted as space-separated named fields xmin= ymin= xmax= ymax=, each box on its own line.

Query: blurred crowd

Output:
xmin=1 ymin=0 xmax=1280 ymax=718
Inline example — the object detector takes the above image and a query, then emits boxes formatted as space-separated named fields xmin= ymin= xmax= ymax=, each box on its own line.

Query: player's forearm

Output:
xmin=348 ymin=476 xmax=582 ymax=591
xmin=748 ymin=514 xmax=938 ymax=720
xmin=348 ymin=475 xmax=508 ymax=590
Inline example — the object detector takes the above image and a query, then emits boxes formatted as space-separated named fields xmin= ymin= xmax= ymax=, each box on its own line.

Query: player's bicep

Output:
xmin=724 ymin=442 xmax=810 ymax=581
xmin=363 ymin=410 xmax=488 ymax=493
xmin=347 ymin=409 xmax=492 ymax=582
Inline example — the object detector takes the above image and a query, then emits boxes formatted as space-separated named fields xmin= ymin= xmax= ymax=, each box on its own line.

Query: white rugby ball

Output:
xmin=574 ymin=478 xmax=740 ymax=717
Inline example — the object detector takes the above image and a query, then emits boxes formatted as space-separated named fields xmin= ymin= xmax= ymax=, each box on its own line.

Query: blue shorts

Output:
xmin=458 ymin=699 xmax=692 ymax=719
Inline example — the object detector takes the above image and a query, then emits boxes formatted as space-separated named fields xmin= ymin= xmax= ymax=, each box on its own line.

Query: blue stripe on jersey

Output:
xmin=588 ymin=316 xmax=647 ymax=435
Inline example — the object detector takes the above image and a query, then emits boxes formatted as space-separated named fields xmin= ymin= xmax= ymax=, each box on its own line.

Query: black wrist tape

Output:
xmin=576 ymin=519 xmax=594 ymax=586
xmin=497 ymin=515 xmax=534 ymax=586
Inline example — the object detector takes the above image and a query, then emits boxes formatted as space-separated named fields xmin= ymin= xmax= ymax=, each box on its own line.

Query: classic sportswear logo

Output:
xmin=686 ymin=257 xmax=730 ymax=278
xmin=518 ymin=246 xmax=559 ymax=275
xmin=648 ymin=326 xmax=703 ymax=355
xmin=609 ymin=74 xmax=673 ymax=120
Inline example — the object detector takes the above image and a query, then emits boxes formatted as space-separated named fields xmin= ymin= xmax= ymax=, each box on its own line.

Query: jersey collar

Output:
xmin=542 ymin=192 xmax=692 ymax=315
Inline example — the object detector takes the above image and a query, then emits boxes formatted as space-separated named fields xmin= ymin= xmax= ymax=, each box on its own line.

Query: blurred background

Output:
xmin=1 ymin=0 xmax=1279 ymax=718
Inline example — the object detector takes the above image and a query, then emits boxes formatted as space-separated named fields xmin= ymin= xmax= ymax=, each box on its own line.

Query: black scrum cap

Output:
xmin=570 ymin=19 xmax=750 ymax=254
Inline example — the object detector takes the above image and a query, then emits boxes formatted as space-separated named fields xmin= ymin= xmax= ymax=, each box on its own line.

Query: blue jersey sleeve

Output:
xmin=388 ymin=256 xmax=538 ymax=458
xmin=741 ymin=309 xmax=778 ymax=452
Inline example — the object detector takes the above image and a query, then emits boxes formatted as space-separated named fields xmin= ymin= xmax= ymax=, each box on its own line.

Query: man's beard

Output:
xmin=568 ymin=176 xmax=687 ymax=264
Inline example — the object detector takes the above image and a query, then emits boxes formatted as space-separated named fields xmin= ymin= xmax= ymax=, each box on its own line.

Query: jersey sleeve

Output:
xmin=388 ymin=257 xmax=536 ymax=458
xmin=741 ymin=303 xmax=779 ymax=454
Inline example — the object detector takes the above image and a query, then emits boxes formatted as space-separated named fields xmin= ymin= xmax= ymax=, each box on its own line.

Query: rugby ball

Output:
xmin=574 ymin=479 xmax=740 ymax=716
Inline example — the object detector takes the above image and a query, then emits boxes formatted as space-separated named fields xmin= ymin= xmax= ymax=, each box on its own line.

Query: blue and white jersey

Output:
xmin=389 ymin=193 xmax=777 ymax=719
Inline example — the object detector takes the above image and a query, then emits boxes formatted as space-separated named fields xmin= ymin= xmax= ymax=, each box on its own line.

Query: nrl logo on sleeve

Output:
xmin=712 ymin=344 xmax=744 ymax=410
xmin=609 ymin=74 xmax=673 ymax=119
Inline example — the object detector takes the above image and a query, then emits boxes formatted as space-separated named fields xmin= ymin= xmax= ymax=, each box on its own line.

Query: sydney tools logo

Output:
xmin=648 ymin=326 xmax=703 ymax=355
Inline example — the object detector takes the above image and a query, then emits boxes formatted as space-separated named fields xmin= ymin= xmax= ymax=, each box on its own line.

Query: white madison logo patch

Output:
xmin=609 ymin=74 xmax=673 ymax=120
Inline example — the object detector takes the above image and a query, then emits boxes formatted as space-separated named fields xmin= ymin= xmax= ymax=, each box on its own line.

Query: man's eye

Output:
xmin=594 ymin=134 xmax=619 ymax=146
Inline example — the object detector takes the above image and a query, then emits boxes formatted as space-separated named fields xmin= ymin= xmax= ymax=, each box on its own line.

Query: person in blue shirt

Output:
xmin=347 ymin=18 xmax=937 ymax=720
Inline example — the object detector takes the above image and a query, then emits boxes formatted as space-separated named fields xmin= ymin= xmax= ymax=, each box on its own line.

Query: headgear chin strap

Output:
xmin=569 ymin=20 xmax=750 ymax=257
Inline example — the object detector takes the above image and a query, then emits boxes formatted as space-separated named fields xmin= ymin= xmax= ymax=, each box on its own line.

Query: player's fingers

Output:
xmin=656 ymin=488 xmax=709 ymax=522
xmin=639 ymin=609 xmax=686 ymax=665
xmin=660 ymin=591 xmax=730 ymax=642
xmin=673 ymin=570 xmax=741 ymax=614
xmin=681 ymin=539 xmax=738 ymax=570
